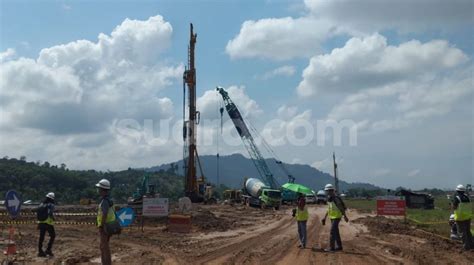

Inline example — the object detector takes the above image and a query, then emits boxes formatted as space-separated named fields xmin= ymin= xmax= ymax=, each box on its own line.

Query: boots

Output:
xmin=38 ymin=250 xmax=46 ymax=257
xmin=45 ymin=249 xmax=54 ymax=257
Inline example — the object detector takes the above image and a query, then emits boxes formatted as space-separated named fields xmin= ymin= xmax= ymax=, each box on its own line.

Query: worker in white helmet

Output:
xmin=37 ymin=192 xmax=56 ymax=257
xmin=321 ymin=184 xmax=349 ymax=252
xmin=451 ymin=184 xmax=472 ymax=250
xmin=96 ymin=179 xmax=115 ymax=265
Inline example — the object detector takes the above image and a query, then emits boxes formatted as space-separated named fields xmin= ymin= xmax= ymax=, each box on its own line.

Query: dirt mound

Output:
xmin=357 ymin=216 xmax=471 ymax=259
xmin=192 ymin=208 xmax=233 ymax=232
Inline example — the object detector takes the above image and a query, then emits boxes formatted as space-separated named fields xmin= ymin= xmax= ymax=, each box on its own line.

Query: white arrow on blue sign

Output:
xmin=116 ymin=207 xmax=135 ymax=227
xmin=5 ymin=190 xmax=22 ymax=218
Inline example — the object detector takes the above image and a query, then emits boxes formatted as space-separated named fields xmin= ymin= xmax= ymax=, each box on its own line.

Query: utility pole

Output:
xmin=333 ymin=152 xmax=339 ymax=193
xmin=184 ymin=23 xmax=198 ymax=201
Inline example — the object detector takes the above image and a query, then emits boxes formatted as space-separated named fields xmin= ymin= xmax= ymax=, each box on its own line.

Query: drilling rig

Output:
xmin=183 ymin=24 xmax=212 ymax=203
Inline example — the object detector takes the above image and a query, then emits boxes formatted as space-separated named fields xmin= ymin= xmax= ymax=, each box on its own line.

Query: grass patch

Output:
xmin=345 ymin=196 xmax=474 ymax=238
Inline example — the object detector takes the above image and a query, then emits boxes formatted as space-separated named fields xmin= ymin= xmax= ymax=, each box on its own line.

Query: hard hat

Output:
xmin=95 ymin=179 xmax=111 ymax=190
xmin=449 ymin=214 xmax=455 ymax=221
xmin=46 ymin=192 xmax=55 ymax=200
xmin=456 ymin=184 xmax=466 ymax=192
xmin=324 ymin=184 xmax=334 ymax=191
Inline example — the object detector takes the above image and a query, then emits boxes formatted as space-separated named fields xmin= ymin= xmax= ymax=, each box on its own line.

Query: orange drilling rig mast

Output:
xmin=183 ymin=23 xmax=203 ymax=202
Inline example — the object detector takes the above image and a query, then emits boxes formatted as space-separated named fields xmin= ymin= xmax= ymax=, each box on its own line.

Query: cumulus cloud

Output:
xmin=297 ymin=34 xmax=468 ymax=97
xmin=226 ymin=17 xmax=333 ymax=60
xmin=0 ymin=48 xmax=16 ymax=63
xmin=226 ymin=0 xmax=472 ymax=61
xmin=326 ymin=67 xmax=473 ymax=134
xmin=258 ymin=65 xmax=296 ymax=80
xmin=305 ymin=0 xmax=473 ymax=34
xmin=198 ymin=86 xmax=263 ymax=120
xmin=0 ymin=15 xmax=184 ymax=169
xmin=1 ymin=15 xmax=181 ymax=135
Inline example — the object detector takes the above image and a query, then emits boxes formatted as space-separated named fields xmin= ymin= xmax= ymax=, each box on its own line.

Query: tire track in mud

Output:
xmin=194 ymin=211 xmax=295 ymax=265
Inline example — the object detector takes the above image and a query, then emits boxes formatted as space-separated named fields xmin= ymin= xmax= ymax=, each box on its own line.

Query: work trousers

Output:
xmin=456 ymin=219 xmax=472 ymax=250
xmin=38 ymin=223 xmax=55 ymax=252
xmin=100 ymin=229 xmax=112 ymax=265
xmin=330 ymin=218 xmax=342 ymax=250
xmin=297 ymin=221 xmax=307 ymax=247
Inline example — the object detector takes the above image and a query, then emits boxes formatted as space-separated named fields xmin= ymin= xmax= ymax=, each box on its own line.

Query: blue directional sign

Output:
xmin=116 ymin=207 xmax=135 ymax=227
xmin=5 ymin=190 xmax=22 ymax=219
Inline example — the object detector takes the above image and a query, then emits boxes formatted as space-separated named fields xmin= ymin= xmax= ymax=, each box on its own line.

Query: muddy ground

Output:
xmin=1 ymin=204 xmax=473 ymax=265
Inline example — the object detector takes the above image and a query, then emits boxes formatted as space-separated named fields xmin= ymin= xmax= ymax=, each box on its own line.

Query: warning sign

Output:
xmin=143 ymin=198 xmax=169 ymax=217
xmin=376 ymin=196 xmax=406 ymax=216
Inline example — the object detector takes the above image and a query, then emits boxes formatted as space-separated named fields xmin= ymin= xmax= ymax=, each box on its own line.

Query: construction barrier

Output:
xmin=0 ymin=212 xmax=96 ymax=216
xmin=0 ymin=221 xmax=96 ymax=226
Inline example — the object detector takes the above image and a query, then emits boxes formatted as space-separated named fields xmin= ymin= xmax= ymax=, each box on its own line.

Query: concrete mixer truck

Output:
xmin=242 ymin=178 xmax=282 ymax=210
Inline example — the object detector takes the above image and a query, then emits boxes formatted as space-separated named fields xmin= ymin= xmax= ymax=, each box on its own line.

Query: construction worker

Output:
xmin=37 ymin=192 xmax=56 ymax=257
xmin=451 ymin=184 xmax=472 ymax=250
xmin=321 ymin=184 xmax=349 ymax=252
xmin=293 ymin=193 xmax=309 ymax=248
xmin=96 ymin=179 xmax=115 ymax=265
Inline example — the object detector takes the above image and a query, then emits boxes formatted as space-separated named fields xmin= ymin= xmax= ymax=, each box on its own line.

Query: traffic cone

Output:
xmin=3 ymin=226 xmax=16 ymax=255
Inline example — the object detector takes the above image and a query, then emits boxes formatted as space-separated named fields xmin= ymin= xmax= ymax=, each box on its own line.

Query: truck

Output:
xmin=316 ymin=190 xmax=327 ymax=204
xmin=242 ymin=178 xmax=282 ymax=210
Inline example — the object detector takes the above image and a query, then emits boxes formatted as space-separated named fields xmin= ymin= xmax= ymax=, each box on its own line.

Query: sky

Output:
xmin=0 ymin=0 xmax=473 ymax=189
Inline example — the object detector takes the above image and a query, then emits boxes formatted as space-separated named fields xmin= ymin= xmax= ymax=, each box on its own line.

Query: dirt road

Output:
xmin=2 ymin=204 xmax=473 ymax=264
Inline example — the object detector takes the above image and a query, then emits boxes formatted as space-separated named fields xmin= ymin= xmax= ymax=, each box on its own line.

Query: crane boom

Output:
xmin=216 ymin=86 xmax=278 ymax=189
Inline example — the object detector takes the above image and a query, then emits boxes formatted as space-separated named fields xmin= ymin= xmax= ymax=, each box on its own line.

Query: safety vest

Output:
xmin=38 ymin=216 xmax=54 ymax=225
xmin=328 ymin=201 xmax=343 ymax=220
xmin=97 ymin=199 xmax=116 ymax=227
xmin=296 ymin=207 xmax=309 ymax=221
xmin=454 ymin=196 xmax=472 ymax=221
xmin=38 ymin=204 xmax=54 ymax=225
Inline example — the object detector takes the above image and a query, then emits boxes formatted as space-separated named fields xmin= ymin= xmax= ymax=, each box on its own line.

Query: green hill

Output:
xmin=0 ymin=157 xmax=183 ymax=204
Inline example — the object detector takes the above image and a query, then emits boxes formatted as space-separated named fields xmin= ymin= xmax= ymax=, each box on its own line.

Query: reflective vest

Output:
xmin=328 ymin=201 xmax=343 ymax=220
xmin=38 ymin=204 xmax=54 ymax=225
xmin=454 ymin=196 xmax=472 ymax=221
xmin=296 ymin=207 xmax=309 ymax=221
xmin=38 ymin=216 xmax=54 ymax=225
xmin=97 ymin=199 xmax=116 ymax=227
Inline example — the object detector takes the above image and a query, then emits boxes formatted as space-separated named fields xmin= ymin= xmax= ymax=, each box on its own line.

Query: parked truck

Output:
xmin=242 ymin=178 xmax=282 ymax=210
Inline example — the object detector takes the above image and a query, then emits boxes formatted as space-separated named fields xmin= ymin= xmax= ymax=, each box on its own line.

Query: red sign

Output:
xmin=376 ymin=197 xmax=406 ymax=216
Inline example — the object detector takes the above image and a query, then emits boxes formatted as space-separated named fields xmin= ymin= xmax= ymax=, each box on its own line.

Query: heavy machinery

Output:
xmin=243 ymin=178 xmax=281 ymax=210
xmin=333 ymin=152 xmax=340 ymax=193
xmin=182 ymin=24 xmax=214 ymax=203
xmin=216 ymin=86 xmax=282 ymax=209
xmin=276 ymin=160 xmax=298 ymax=204
xmin=222 ymin=189 xmax=242 ymax=205
xmin=128 ymin=175 xmax=156 ymax=205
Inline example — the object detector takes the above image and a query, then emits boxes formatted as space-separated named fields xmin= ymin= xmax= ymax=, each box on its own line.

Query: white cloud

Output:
xmin=226 ymin=17 xmax=333 ymax=60
xmin=0 ymin=15 xmax=182 ymax=135
xmin=258 ymin=65 xmax=296 ymax=80
xmin=227 ymin=0 xmax=472 ymax=61
xmin=277 ymin=105 xmax=298 ymax=119
xmin=0 ymin=15 xmax=184 ymax=170
xmin=0 ymin=48 xmax=16 ymax=63
xmin=305 ymin=0 xmax=473 ymax=34
xmin=198 ymin=86 xmax=263 ymax=120
xmin=297 ymin=34 xmax=468 ymax=97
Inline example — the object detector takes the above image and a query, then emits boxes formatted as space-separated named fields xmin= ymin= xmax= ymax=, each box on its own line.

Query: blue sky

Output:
xmin=1 ymin=0 xmax=473 ymax=189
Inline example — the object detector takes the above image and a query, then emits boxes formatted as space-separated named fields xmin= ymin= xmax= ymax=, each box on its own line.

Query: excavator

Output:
xmin=127 ymin=175 xmax=156 ymax=205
